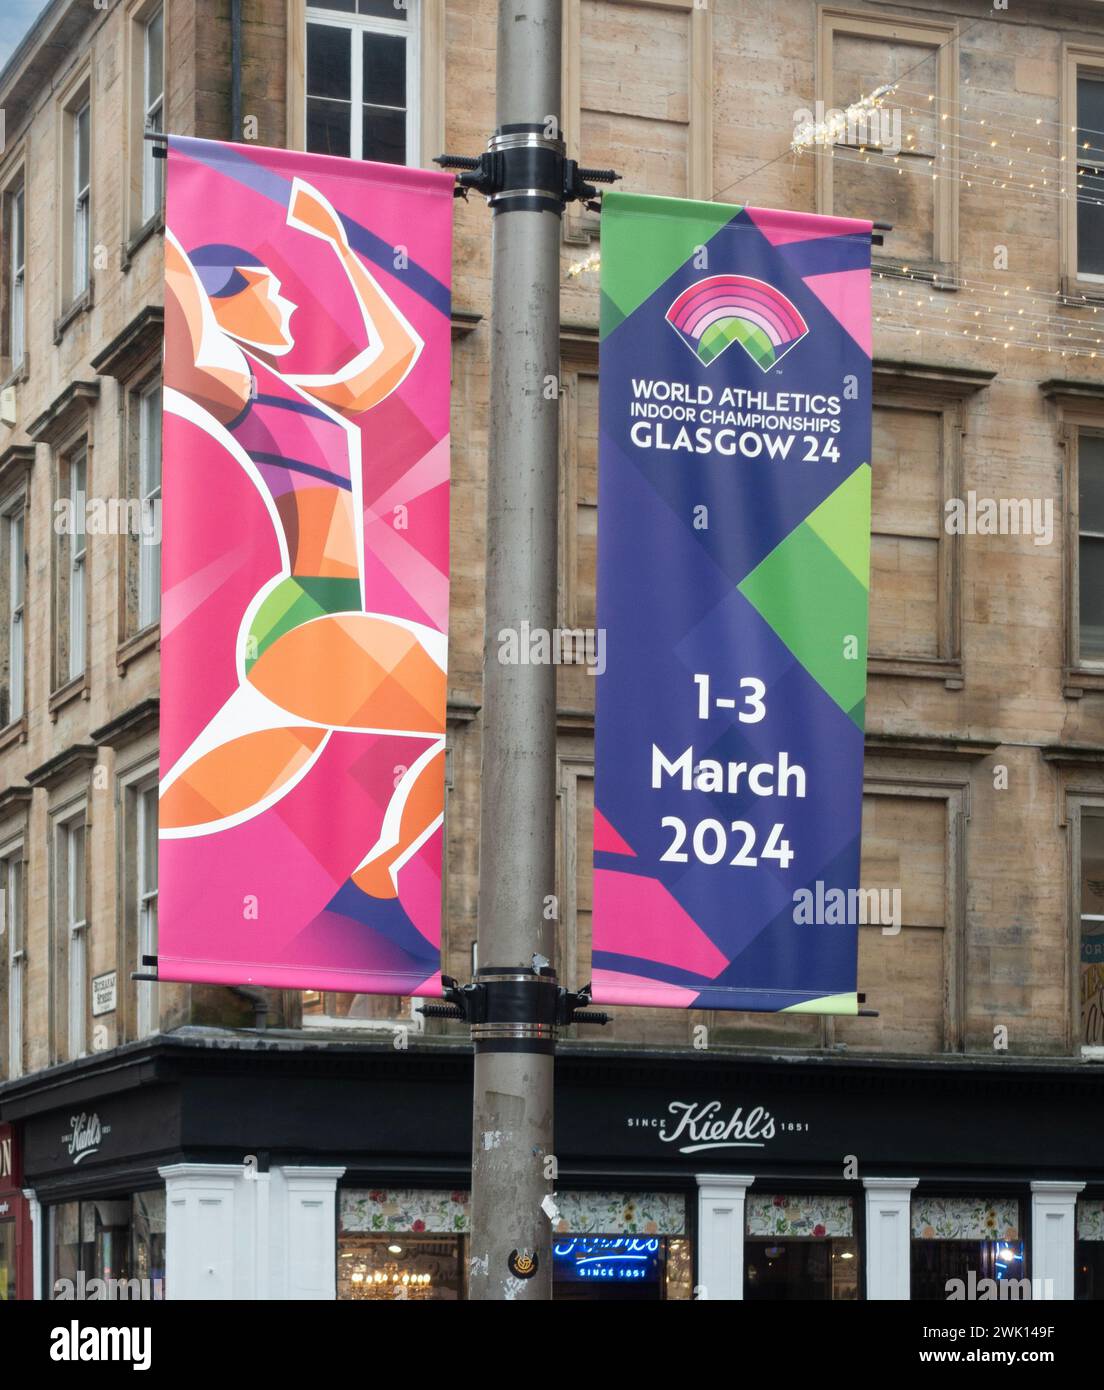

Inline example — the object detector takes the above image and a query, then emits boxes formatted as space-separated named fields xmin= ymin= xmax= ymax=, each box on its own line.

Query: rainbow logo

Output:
xmin=665 ymin=274 xmax=809 ymax=372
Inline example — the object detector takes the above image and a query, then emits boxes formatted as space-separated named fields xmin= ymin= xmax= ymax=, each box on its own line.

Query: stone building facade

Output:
xmin=0 ymin=0 xmax=1103 ymax=1302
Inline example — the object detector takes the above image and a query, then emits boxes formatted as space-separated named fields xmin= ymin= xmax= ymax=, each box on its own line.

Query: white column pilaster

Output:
xmin=158 ymin=1163 xmax=252 ymax=1300
xmin=1031 ymin=1181 xmax=1084 ymax=1301
xmin=279 ymin=1165 xmax=345 ymax=1300
xmin=696 ymin=1174 xmax=755 ymax=1301
xmin=21 ymin=1189 xmax=41 ymax=1300
xmin=863 ymin=1178 xmax=918 ymax=1300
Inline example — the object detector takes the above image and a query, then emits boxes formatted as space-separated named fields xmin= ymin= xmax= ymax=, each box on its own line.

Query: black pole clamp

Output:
xmin=418 ymin=970 xmax=609 ymax=1052
xmin=437 ymin=124 xmax=619 ymax=216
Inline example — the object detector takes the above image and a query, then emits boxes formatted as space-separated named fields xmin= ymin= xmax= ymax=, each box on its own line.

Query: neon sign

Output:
xmin=553 ymin=1237 xmax=661 ymax=1282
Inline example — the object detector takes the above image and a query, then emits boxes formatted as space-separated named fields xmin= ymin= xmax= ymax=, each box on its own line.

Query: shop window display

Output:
xmin=744 ymin=1194 xmax=860 ymax=1300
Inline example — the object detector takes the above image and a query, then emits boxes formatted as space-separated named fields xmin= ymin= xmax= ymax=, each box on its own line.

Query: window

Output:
xmin=49 ymin=1192 xmax=166 ymax=1298
xmin=1078 ymin=433 xmax=1104 ymax=663
xmin=870 ymin=404 xmax=944 ymax=664
xmin=1080 ymin=815 xmax=1104 ymax=1046
xmin=818 ymin=9 xmax=958 ymax=275
xmin=1076 ymin=1199 xmax=1104 ymax=1299
xmin=141 ymin=8 xmax=165 ymax=223
xmin=1 ymin=849 xmax=24 ymax=1080
xmin=137 ymin=382 xmax=162 ymax=629
xmin=910 ymin=1196 xmax=1024 ymax=1300
xmin=0 ymin=1219 xmax=14 ymax=1300
xmin=8 ymin=185 xmax=24 ymax=371
xmin=744 ymin=1194 xmax=860 ymax=1300
xmin=56 ymin=816 xmax=88 ymax=1060
xmin=1078 ymin=75 xmax=1104 ymax=280
xmin=56 ymin=446 xmax=87 ymax=685
xmin=561 ymin=0 xmax=712 ymax=243
xmin=72 ymin=103 xmax=91 ymax=299
xmin=305 ymin=1 xmax=419 ymax=165
xmin=838 ymin=782 xmax=967 ymax=1054
xmin=136 ymin=783 xmax=158 ymax=1037
xmin=2 ymin=502 xmax=25 ymax=725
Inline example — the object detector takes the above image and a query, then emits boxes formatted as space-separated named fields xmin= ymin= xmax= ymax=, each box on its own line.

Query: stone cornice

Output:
xmin=27 ymin=380 xmax=99 ymax=448
xmin=90 ymin=306 xmax=164 ymax=382
xmin=90 ymin=698 xmax=160 ymax=747
xmin=25 ymin=742 xmax=97 ymax=791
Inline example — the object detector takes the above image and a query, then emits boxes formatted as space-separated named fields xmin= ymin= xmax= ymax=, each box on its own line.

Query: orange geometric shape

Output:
xmin=277 ymin=485 xmax=360 ymax=579
xmin=352 ymin=748 xmax=445 ymax=899
xmin=160 ymin=725 xmax=327 ymax=829
xmin=247 ymin=613 xmax=446 ymax=731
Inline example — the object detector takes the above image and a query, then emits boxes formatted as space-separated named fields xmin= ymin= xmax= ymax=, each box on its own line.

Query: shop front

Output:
xmin=0 ymin=1122 xmax=32 ymax=1300
xmin=2 ymin=1034 xmax=1103 ymax=1300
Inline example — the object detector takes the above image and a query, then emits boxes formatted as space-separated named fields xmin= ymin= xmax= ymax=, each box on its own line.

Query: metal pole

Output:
xmin=468 ymin=0 xmax=563 ymax=1302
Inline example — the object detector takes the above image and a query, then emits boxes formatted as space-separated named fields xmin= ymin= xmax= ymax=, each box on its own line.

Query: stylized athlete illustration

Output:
xmin=160 ymin=175 xmax=446 ymax=917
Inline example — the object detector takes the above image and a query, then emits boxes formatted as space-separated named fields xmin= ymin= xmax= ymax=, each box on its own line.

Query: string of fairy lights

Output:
xmin=566 ymin=33 xmax=1104 ymax=362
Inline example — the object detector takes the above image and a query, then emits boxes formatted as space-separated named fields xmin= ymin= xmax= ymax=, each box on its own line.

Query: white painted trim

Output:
xmin=863 ymin=1177 xmax=918 ymax=1300
xmin=1031 ymin=1180 xmax=1085 ymax=1301
xmin=695 ymin=1173 xmax=755 ymax=1301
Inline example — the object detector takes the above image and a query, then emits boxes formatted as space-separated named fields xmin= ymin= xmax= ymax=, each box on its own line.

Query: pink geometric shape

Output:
xmin=803 ymin=268 xmax=872 ymax=356
xmin=593 ymin=868 xmax=729 ymax=977
xmin=594 ymin=808 xmax=636 ymax=857
xmin=591 ymin=968 xmax=700 ymax=1008
xmin=748 ymin=206 xmax=872 ymax=247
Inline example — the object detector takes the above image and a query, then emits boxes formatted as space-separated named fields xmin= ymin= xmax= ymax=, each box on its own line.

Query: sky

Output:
xmin=0 ymin=0 xmax=51 ymax=73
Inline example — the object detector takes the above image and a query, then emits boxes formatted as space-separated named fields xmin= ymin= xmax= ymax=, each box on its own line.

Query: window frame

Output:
xmin=1066 ymin=795 xmax=1104 ymax=1055
xmin=67 ymin=446 xmax=87 ymax=684
xmin=72 ymin=102 xmax=91 ymax=301
xmin=1051 ymin=398 xmax=1104 ymax=696
xmin=136 ymin=379 xmax=162 ymax=632
xmin=304 ymin=2 xmax=421 ymax=167
xmin=1 ymin=840 xmax=25 ymax=1081
xmin=54 ymin=810 xmax=89 ymax=1062
xmin=141 ymin=6 xmax=165 ymax=225
xmin=1074 ymin=426 xmax=1104 ymax=670
xmin=135 ymin=779 xmax=159 ymax=1039
xmin=1062 ymin=43 xmax=1104 ymax=299
xmin=560 ymin=0 xmax=713 ymax=246
xmin=2 ymin=492 xmax=26 ymax=727
xmin=816 ymin=6 xmax=960 ymax=281
xmin=8 ymin=183 xmax=25 ymax=374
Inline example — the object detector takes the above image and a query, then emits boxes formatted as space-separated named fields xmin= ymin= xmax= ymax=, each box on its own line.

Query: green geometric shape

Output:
xmin=246 ymin=575 xmax=364 ymax=669
xmin=781 ymin=992 xmax=859 ymax=1015
xmin=846 ymin=698 xmax=865 ymax=728
xmin=698 ymin=316 xmax=775 ymax=369
xmin=738 ymin=524 xmax=868 ymax=726
xmin=805 ymin=462 xmax=871 ymax=589
xmin=295 ymin=575 xmax=361 ymax=614
xmin=599 ymin=191 xmax=741 ymax=338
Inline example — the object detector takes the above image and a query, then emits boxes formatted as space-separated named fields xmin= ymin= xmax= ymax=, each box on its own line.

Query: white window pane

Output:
xmin=141 ymin=387 xmax=162 ymax=494
xmin=141 ymin=788 xmax=159 ymax=893
xmin=146 ymin=9 xmax=164 ymax=108
xmin=12 ymin=189 xmax=23 ymax=266
xmin=9 ymin=512 xmax=22 ymax=606
xmin=70 ymin=824 xmax=86 ymax=924
xmin=69 ymin=564 xmax=84 ymax=677
xmin=9 ymin=615 xmax=23 ymax=722
xmin=76 ymin=106 xmax=90 ymax=191
xmin=74 ymin=204 xmax=89 ymax=296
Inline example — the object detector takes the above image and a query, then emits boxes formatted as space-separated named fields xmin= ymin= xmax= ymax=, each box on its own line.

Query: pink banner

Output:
xmin=159 ymin=137 xmax=452 ymax=994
